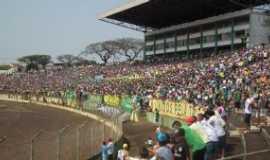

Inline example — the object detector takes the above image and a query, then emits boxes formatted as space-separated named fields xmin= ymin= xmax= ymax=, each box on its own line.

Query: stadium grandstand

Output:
xmin=99 ymin=0 xmax=270 ymax=59
xmin=1 ymin=1 xmax=270 ymax=160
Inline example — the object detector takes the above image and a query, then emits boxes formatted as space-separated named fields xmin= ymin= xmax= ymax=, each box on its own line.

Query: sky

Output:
xmin=0 ymin=0 xmax=142 ymax=64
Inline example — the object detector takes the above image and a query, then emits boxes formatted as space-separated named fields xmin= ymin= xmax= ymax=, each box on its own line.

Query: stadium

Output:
xmin=1 ymin=0 xmax=270 ymax=160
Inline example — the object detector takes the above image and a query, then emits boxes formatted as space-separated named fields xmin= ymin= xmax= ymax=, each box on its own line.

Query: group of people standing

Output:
xmin=101 ymin=139 xmax=130 ymax=160
xmin=143 ymin=106 xmax=226 ymax=160
xmin=101 ymin=139 xmax=114 ymax=160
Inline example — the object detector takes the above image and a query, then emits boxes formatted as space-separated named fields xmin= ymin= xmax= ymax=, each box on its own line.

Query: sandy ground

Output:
xmin=0 ymin=100 xmax=94 ymax=160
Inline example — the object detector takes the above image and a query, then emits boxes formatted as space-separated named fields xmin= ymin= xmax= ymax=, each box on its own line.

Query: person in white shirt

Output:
xmin=244 ymin=96 xmax=255 ymax=130
xmin=208 ymin=110 xmax=226 ymax=158
xmin=190 ymin=114 xmax=209 ymax=144
xmin=202 ymin=111 xmax=219 ymax=160
xmin=117 ymin=144 xmax=129 ymax=160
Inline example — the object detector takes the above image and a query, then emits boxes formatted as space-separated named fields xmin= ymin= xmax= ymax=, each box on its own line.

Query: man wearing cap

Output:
xmin=154 ymin=132 xmax=174 ymax=160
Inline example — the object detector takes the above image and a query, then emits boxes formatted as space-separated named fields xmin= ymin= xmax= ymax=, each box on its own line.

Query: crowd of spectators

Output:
xmin=1 ymin=45 xmax=269 ymax=109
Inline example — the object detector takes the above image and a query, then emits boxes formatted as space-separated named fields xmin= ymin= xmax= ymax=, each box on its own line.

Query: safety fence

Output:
xmin=6 ymin=90 xmax=134 ymax=114
xmin=217 ymin=148 xmax=270 ymax=160
xmin=3 ymin=90 xmax=207 ymax=116
xmin=2 ymin=90 xmax=209 ymax=129
xmin=0 ymin=93 xmax=123 ymax=160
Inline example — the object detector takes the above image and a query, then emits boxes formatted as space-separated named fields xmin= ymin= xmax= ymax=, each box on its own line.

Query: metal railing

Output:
xmin=218 ymin=149 xmax=270 ymax=160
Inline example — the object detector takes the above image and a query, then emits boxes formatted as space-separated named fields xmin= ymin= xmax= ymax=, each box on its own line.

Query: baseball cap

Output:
xmin=157 ymin=132 xmax=167 ymax=142
xmin=185 ymin=116 xmax=195 ymax=125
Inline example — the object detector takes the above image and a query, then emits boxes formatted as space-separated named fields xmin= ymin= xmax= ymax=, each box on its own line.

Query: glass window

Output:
xmin=235 ymin=30 xmax=246 ymax=38
xmin=165 ymin=41 xmax=175 ymax=49
xmin=189 ymin=37 xmax=201 ymax=45
xmin=177 ymin=39 xmax=187 ymax=47
xmin=203 ymin=35 xmax=215 ymax=43
xmin=156 ymin=42 xmax=164 ymax=50
xmin=145 ymin=45 xmax=154 ymax=52
xmin=217 ymin=34 xmax=222 ymax=41
xmin=221 ymin=32 xmax=231 ymax=41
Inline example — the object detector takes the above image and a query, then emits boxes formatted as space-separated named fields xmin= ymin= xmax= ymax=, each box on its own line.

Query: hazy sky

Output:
xmin=0 ymin=0 xmax=142 ymax=63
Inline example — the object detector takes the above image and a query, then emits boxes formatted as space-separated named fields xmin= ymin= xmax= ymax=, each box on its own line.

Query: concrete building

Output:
xmin=99 ymin=0 xmax=270 ymax=58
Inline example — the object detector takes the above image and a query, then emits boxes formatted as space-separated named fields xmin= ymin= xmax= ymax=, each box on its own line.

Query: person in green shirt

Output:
xmin=233 ymin=89 xmax=241 ymax=112
xmin=180 ymin=124 xmax=206 ymax=160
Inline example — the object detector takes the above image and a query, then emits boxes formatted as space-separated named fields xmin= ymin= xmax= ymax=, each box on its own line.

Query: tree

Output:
xmin=83 ymin=40 xmax=119 ymax=65
xmin=57 ymin=54 xmax=78 ymax=67
xmin=18 ymin=54 xmax=51 ymax=71
xmin=74 ymin=57 xmax=97 ymax=66
xmin=0 ymin=65 xmax=11 ymax=70
xmin=116 ymin=38 xmax=144 ymax=62
xmin=37 ymin=55 xmax=51 ymax=69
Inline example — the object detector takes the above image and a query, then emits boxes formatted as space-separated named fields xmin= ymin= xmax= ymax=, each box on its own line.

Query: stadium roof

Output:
xmin=99 ymin=0 xmax=270 ymax=32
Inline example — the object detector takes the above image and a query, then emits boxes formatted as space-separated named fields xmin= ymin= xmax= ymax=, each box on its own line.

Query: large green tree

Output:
xmin=57 ymin=54 xmax=97 ymax=67
xmin=82 ymin=40 xmax=119 ymax=65
xmin=116 ymin=38 xmax=144 ymax=62
xmin=57 ymin=54 xmax=78 ymax=67
xmin=18 ymin=54 xmax=51 ymax=71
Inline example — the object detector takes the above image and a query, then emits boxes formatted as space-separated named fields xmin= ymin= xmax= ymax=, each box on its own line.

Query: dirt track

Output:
xmin=0 ymin=100 xmax=91 ymax=160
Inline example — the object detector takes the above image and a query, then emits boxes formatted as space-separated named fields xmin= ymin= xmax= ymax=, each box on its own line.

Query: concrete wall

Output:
xmin=250 ymin=12 xmax=270 ymax=47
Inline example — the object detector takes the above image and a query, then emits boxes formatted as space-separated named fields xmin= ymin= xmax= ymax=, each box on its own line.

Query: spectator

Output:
xmin=244 ymin=95 xmax=256 ymax=130
xmin=154 ymin=132 xmax=174 ymax=160
xmin=101 ymin=141 xmax=108 ymax=160
xmin=202 ymin=112 xmax=219 ymax=160
xmin=107 ymin=138 xmax=114 ymax=160
xmin=170 ymin=128 xmax=190 ymax=160
xmin=117 ymin=144 xmax=129 ymax=160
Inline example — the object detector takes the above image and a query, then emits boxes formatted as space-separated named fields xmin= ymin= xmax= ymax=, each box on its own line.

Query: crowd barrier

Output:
xmin=0 ymin=93 xmax=123 ymax=160
xmin=4 ymin=90 xmax=207 ymax=122
xmin=6 ymin=90 xmax=204 ymax=116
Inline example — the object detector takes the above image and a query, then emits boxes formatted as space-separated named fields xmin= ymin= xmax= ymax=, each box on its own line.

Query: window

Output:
xmin=220 ymin=32 xmax=231 ymax=41
xmin=235 ymin=30 xmax=246 ymax=38
xmin=145 ymin=45 xmax=154 ymax=52
xmin=156 ymin=42 xmax=164 ymax=50
xmin=177 ymin=39 xmax=187 ymax=47
xmin=189 ymin=37 xmax=201 ymax=45
xmin=203 ymin=35 xmax=215 ymax=43
xmin=165 ymin=41 xmax=175 ymax=49
xmin=216 ymin=34 xmax=222 ymax=41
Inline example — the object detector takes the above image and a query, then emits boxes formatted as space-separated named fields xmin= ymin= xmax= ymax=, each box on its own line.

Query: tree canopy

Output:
xmin=57 ymin=54 xmax=78 ymax=67
xmin=83 ymin=40 xmax=118 ymax=65
xmin=0 ymin=65 xmax=11 ymax=70
xmin=82 ymin=38 xmax=144 ymax=64
xmin=17 ymin=54 xmax=51 ymax=71
xmin=116 ymin=38 xmax=144 ymax=62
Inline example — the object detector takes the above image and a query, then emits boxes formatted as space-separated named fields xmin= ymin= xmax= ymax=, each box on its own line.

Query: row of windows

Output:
xmin=146 ymin=30 xmax=248 ymax=51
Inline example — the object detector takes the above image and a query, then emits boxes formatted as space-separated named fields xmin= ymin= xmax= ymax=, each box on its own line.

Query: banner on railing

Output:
xmin=120 ymin=96 xmax=133 ymax=113
xmin=149 ymin=99 xmax=204 ymax=119
xmin=83 ymin=95 xmax=103 ymax=111
xmin=64 ymin=90 xmax=77 ymax=107
xmin=104 ymin=95 xmax=120 ymax=107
